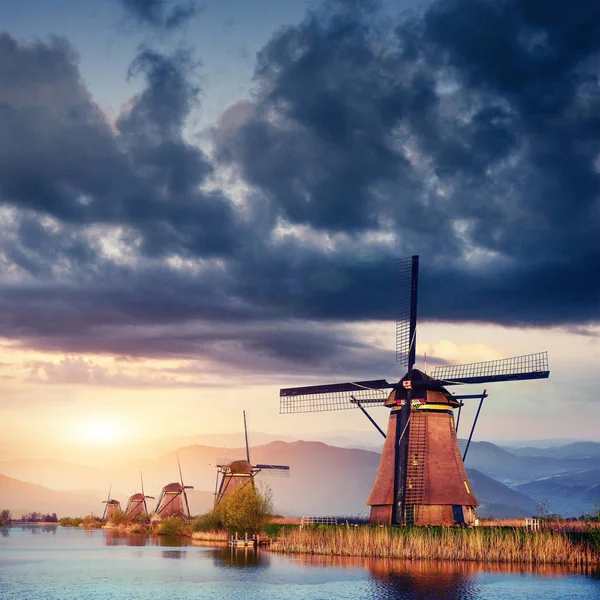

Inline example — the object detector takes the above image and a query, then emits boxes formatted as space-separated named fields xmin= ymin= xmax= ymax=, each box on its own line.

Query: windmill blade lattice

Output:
xmin=431 ymin=352 xmax=549 ymax=385
xmin=101 ymin=484 xmax=112 ymax=520
xmin=177 ymin=454 xmax=193 ymax=517
xmin=395 ymin=256 xmax=419 ymax=368
xmin=254 ymin=464 xmax=290 ymax=477
xmin=280 ymin=380 xmax=393 ymax=414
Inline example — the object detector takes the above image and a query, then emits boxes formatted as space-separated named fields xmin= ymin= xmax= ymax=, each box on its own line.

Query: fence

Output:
xmin=300 ymin=516 xmax=339 ymax=528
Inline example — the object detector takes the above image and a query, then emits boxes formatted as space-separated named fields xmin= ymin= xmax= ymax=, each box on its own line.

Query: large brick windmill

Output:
xmin=280 ymin=256 xmax=550 ymax=526
xmin=214 ymin=411 xmax=290 ymax=506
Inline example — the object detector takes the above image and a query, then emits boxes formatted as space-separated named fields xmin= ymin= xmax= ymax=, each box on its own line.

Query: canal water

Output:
xmin=1 ymin=525 xmax=599 ymax=599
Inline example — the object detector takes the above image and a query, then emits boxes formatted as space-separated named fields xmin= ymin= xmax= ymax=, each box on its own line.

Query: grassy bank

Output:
xmin=269 ymin=525 xmax=600 ymax=565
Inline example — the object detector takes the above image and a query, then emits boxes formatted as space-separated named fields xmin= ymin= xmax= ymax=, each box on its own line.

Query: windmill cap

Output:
xmin=224 ymin=460 xmax=253 ymax=475
xmin=162 ymin=482 xmax=185 ymax=493
xmin=384 ymin=369 xmax=460 ymax=408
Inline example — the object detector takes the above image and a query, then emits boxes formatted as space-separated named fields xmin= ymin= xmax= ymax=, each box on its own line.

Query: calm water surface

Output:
xmin=1 ymin=525 xmax=599 ymax=599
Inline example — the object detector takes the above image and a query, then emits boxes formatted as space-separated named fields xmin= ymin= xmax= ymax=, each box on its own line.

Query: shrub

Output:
xmin=81 ymin=515 xmax=103 ymax=528
xmin=192 ymin=511 xmax=223 ymax=532
xmin=157 ymin=516 xmax=188 ymax=536
xmin=59 ymin=517 xmax=83 ymax=527
xmin=108 ymin=510 xmax=128 ymax=526
xmin=219 ymin=482 xmax=273 ymax=536
xmin=131 ymin=512 xmax=151 ymax=525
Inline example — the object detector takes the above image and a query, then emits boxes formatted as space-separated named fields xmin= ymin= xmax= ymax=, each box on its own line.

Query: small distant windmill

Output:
xmin=101 ymin=484 xmax=121 ymax=521
xmin=125 ymin=473 xmax=155 ymax=519
xmin=280 ymin=256 xmax=550 ymax=526
xmin=154 ymin=455 xmax=193 ymax=518
xmin=214 ymin=411 xmax=290 ymax=506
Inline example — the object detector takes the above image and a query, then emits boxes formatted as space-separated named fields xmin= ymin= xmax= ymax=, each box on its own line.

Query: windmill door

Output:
xmin=452 ymin=505 xmax=464 ymax=524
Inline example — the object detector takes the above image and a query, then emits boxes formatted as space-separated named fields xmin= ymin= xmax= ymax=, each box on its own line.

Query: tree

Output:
xmin=536 ymin=499 xmax=550 ymax=520
xmin=219 ymin=482 xmax=273 ymax=536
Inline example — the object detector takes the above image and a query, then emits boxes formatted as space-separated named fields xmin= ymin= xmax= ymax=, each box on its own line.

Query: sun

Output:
xmin=73 ymin=419 xmax=125 ymax=445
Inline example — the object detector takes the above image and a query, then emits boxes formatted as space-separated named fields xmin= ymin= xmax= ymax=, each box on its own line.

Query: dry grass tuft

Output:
xmin=191 ymin=530 xmax=229 ymax=542
xmin=270 ymin=525 xmax=600 ymax=565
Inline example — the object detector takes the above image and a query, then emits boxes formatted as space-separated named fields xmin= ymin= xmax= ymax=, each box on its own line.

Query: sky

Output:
xmin=1 ymin=0 xmax=600 ymax=463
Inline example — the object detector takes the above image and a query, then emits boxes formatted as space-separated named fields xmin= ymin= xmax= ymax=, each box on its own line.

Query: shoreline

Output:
xmin=41 ymin=519 xmax=600 ymax=566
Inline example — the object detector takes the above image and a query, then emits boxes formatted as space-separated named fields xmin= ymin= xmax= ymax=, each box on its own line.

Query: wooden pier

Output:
xmin=228 ymin=532 xmax=269 ymax=548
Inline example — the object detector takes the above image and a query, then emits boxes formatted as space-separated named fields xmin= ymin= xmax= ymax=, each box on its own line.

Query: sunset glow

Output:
xmin=72 ymin=420 xmax=127 ymax=446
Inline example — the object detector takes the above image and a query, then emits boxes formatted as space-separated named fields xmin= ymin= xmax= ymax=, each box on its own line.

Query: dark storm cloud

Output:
xmin=1 ymin=0 xmax=600 ymax=384
xmin=118 ymin=0 xmax=198 ymax=30
xmin=216 ymin=0 xmax=600 ymax=327
xmin=0 ymin=33 xmax=238 ymax=259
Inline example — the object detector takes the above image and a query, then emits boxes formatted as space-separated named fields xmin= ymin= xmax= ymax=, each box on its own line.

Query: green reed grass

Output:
xmin=269 ymin=525 xmax=600 ymax=565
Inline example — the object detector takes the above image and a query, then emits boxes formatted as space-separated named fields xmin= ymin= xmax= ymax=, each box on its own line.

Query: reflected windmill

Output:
xmin=280 ymin=256 xmax=550 ymax=526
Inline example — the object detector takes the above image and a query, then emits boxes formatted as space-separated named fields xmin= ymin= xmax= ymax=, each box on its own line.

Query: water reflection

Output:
xmin=289 ymin=555 xmax=600 ymax=599
xmin=105 ymin=531 xmax=147 ymax=547
xmin=104 ymin=530 xmax=190 ymax=549
xmin=161 ymin=550 xmax=186 ymax=559
xmin=19 ymin=525 xmax=57 ymax=535
xmin=1 ymin=527 xmax=8 ymax=538
xmin=212 ymin=547 xmax=270 ymax=569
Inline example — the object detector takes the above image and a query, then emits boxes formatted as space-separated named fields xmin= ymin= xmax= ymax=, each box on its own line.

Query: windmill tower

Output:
xmin=101 ymin=485 xmax=121 ymax=521
xmin=154 ymin=455 xmax=193 ymax=518
xmin=214 ymin=411 xmax=290 ymax=506
xmin=125 ymin=473 xmax=155 ymax=519
xmin=280 ymin=256 xmax=550 ymax=526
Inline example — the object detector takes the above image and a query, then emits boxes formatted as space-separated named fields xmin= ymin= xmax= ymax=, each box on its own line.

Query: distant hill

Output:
xmin=459 ymin=440 xmax=599 ymax=486
xmin=0 ymin=473 xmax=214 ymax=519
xmin=466 ymin=469 xmax=537 ymax=518
xmin=0 ymin=440 xmax=542 ymax=519
xmin=516 ymin=469 xmax=600 ymax=516
xmin=506 ymin=442 xmax=600 ymax=460
xmin=0 ymin=474 xmax=105 ymax=518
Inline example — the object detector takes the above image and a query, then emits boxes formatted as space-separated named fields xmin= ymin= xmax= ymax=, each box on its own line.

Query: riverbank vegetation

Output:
xmin=55 ymin=484 xmax=273 ymax=540
xmin=59 ymin=515 xmax=102 ymax=528
xmin=269 ymin=524 xmax=600 ymax=565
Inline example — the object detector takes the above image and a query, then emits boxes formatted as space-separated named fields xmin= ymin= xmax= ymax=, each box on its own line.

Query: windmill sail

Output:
xmin=243 ymin=410 xmax=250 ymax=463
xmin=178 ymin=454 xmax=192 ymax=517
xmin=280 ymin=380 xmax=393 ymax=413
xmin=431 ymin=352 xmax=549 ymax=385
xmin=254 ymin=464 xmax=290 ymax=477
xmin=395 ymin=255 xmax=419 ymax=369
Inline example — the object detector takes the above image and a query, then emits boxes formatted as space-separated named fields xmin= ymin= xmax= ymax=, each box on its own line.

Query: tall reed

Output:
xmin=270 ymin=526 xmax=600 ymax=565
xmin=191 ymin=530 xmax=229 ymax=542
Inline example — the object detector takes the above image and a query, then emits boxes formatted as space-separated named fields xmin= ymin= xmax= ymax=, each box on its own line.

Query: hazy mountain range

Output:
xmin=1 ymin=439 xmax=599 ymax=519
